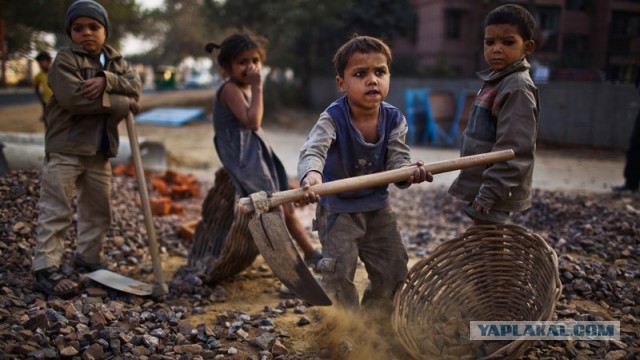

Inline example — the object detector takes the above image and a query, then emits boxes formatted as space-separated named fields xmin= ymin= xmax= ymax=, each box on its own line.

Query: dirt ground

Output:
xmin=0 ymin=89 xmax=414 ymax=358
xmin=1 ymin=87 xmax=629 ymax=193
xmin=1 ymin=88 xmax=638 ymax=359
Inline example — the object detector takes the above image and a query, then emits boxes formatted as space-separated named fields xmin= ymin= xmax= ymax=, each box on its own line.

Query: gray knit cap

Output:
xmin=65 ymin=0 xmax=110 ymax=39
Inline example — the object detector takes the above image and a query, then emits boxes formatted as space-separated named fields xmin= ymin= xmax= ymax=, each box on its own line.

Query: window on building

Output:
xmin=563 ymin=34 xmax=590 ymax=55
xmin=565 ymin=0 xmax=589 ymax=11
xmin=609 ymin=11 xmax=640 ymax=56
xmin=536 ymin=6 xmax=561 ymax=51
xmin=445 ymin=9 xmax=463 ymax=40
xmin=611 ymin=11 xmax=640 ymax=37
xmin=537 ymin=6 xmax=560 ymax=31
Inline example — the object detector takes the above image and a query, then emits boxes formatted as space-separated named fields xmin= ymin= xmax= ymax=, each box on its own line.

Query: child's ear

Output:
xmin=336 ymin=75 xmax=345 ymax=93
xmin=525 ymin=40 xmax=535 ymax=56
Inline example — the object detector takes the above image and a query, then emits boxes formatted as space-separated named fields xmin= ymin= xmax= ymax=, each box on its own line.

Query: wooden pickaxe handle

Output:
xmin=237 ymin=149 xmax=515 ymax=214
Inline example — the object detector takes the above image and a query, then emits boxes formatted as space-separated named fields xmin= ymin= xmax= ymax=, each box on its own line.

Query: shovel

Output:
xmin=238 ymin=149 xmax=515 ymax=306
xmin=84 ymin=269 xmax=154 ymax=296
xmin=86 ymin=113 xmax=168 ymax=297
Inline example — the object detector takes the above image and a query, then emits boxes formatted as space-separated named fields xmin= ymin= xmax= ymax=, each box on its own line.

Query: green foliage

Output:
xmin=208 ymin=0 xmax=417 ymax=106
xmin=263 ymin=77 xmax=305 ymax=114
xmin=148 ymin=0 xmax=222 ymax=66
xmin=2 ymin=0 xmax=417 ymax=99
xmin=0 ymin=0 xmax=145 ymax=59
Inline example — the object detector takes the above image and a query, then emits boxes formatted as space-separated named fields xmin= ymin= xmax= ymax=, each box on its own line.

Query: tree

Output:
xmin=209 ymin=0 xmax=417 ymax=105
xmin=135 ymin=0 xmax=223 ymax=67
xmin=0 ymin=0 xmax=146 ymax=85
xmin=2 ymin=0 xmax=145 ymax=53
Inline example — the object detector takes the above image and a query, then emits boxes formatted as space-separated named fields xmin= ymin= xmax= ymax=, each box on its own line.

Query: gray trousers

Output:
xmin=32 ymin=153 xmax=111 ymax=271
xmin=315 ymin=204 xmax=408 ymax=313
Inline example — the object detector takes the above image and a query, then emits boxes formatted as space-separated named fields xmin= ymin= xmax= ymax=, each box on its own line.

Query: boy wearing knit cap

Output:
xmin=32 ymin=0 xmax=141 ymax=297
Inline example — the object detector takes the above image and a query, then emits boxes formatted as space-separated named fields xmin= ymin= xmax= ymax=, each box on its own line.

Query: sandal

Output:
xmin=33 ymin=267 xmax=77 ymax=298
xmin=73 ymin=255 xmax=107 ymax=272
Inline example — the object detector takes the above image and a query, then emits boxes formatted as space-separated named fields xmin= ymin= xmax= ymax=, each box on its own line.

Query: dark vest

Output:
xmin=321 ymin=96 xmax=402 ymax=213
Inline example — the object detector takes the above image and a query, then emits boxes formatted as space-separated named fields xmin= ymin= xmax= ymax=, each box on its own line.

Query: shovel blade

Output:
xmin=249 ymin=212 xmax=332 ymax=306
xmin=84 ymin=269 xmax=153 ymax=296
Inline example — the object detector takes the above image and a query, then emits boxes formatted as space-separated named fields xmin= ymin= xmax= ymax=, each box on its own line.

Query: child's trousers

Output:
xmin=32 ymin=153 xmax=112 ymax=271
xmin=315 ymin=204 xmax=408 ymax=313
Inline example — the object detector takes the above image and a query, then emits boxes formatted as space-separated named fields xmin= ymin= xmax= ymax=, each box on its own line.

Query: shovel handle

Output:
xmin=125 ymin=113 xmax=167 ymax=296
xmin=237 ymin=149 xmax=515 ymax=214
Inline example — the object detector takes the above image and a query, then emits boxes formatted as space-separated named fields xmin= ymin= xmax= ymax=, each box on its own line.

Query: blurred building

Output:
xmin=394 ymin=0 xmax=640 ymax=82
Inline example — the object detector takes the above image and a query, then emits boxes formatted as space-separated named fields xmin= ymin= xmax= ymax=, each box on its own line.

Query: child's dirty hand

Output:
xmin=80 ymin=76 xmax=106 ymax=100
xmin=472 ymin=200 xmax=490 ymax=215
xmin=298 ymin=171 xmax=322 ymax=205
xmin=408 ymin=161 xmax=433 ymax=184
xmin=129 ymin=97 xmax=140 ymax=115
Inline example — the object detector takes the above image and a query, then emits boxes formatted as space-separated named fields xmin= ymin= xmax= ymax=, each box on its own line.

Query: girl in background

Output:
xmin=206 ymin=33 xmax=322 ymax=268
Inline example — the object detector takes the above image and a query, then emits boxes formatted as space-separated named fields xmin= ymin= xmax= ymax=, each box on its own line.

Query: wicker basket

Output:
xmin=392 ymin=224 xmax=562 ymax=360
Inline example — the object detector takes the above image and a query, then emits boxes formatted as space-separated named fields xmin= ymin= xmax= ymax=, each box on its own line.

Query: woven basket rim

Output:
xmin=392 ymin=224 xmax=562 ymax=360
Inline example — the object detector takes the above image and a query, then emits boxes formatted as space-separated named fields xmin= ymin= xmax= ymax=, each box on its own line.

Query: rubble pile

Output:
xmin=394 ymin=186 xmax=639 ymax=360
xmin=113 ymin=163 xmax=201 ymax=216
xmin=0 ymin=169 xmax=638 ymax=359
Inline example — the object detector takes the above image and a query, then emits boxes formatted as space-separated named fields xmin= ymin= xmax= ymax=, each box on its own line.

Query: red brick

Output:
xmin=125 ymin=161 xmax=136 ymax=177
xmin=178 ymin=220 xmax=199 ymax=241
xmin=170 ymin=203 xmax=185 ymax=215
xmin=151 ymin=177 xmax=171 ymax=196
xmin=170 ymin=184 xmax=191 ymax=200
xmin=112 ymin=163 xmax=127 ymax=176
xmin=150 ymin=197 xmax=171 ymax=216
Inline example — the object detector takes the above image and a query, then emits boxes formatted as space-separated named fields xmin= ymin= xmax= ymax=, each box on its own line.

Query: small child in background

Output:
xmin=32 ymin=0 xmax=141 ymax=297
xmin=205 ymin=33 xmax=322 ymax=267
xmin=298 ymin=35 xmax=432 ymax=315
xmin=33 ymin=51 xmax=53 ymax=122
xmin=448 ymin=4 xmax=540 ymax=225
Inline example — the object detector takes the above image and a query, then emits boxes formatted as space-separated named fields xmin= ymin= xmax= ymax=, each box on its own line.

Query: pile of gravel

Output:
xmin=0 ymin=170 xmax=638 ymax=359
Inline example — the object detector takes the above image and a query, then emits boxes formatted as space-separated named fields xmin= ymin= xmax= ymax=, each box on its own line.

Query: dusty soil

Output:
xmin=1 ymin=89 xmax=638 ymax=359
xmin=0 ymin=89 xmax=405 ymax=358
xmin=0 ymin=88 xmax=318 ymax=173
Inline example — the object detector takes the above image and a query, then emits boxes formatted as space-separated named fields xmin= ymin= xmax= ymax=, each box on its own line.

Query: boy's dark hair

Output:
xmin=332 ymin=35 xmax=392 ymax=78
xmin=485 ymin=4 xmax=536 ymax=41
xmin=205 ymin=33 xmax=268 ymax=73
xmin=35 ymin=51 xmax=51 ymax=62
